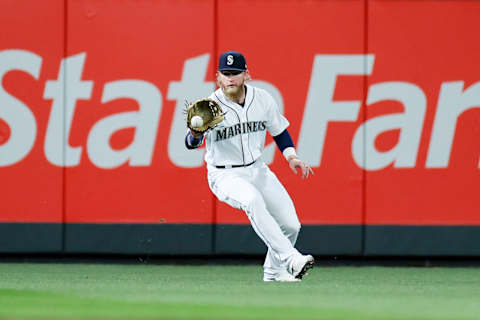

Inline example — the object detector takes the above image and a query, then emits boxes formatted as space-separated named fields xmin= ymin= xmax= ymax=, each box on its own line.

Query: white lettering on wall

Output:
xmin=297 ymin=54 xmax=375 ymax=166
xmin=0 ymin=50 xmax=41 ymax=166
xmin=44 ymin=53 xmax=93 ymax=166
xmin=426 ymin=81 xmax=480 ymax=168
xmin=0 ymin=51 xmax=478 ymax=170
xmin=352 ymin=82 xmax=426 ymax=170
xmin=87 ymin=80 xmax=162 ymax=169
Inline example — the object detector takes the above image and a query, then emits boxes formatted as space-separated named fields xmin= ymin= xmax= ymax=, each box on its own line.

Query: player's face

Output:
xmin=217 ymin=70 xmax=247 ymax=96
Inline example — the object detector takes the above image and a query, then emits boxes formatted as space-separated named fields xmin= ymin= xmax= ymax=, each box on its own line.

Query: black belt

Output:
xmin=215 ymin=161 xmax=255 ymax=169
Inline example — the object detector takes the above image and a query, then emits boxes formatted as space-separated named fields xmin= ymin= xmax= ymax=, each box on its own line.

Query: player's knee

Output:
xmin=283 ymin=220 xmax=301 ymax=237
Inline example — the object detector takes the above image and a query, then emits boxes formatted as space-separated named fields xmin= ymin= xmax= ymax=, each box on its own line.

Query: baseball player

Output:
xmin=185 ymin=50 xmax=314 ymax=282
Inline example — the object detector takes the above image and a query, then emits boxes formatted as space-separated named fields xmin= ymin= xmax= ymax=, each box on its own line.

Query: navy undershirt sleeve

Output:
xmin=273 ymin=129 xmax=294 ymax=152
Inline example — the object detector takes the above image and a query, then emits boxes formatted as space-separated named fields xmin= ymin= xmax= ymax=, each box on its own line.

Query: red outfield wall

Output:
xmin=1 ymin=0 xmax=479 ymax=254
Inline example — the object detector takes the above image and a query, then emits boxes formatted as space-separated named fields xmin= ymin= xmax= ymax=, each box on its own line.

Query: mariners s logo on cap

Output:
xmin=218 ymin=50 xmax=247 ymax=71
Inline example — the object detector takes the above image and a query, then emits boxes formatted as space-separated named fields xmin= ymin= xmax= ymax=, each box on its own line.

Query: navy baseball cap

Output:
xmin=218 ymin=51 xmax=247 ymax=71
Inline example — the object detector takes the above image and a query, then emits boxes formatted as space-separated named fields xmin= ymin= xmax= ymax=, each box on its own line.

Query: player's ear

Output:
xmin=244 ymin=70 xmax=251 ymax=81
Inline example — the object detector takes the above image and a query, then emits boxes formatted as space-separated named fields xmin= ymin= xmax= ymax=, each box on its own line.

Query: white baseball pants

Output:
xmin=208 ymin=161 xmax=301 ymax=276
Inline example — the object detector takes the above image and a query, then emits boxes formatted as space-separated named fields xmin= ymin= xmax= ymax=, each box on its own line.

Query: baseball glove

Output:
xmin=186 ymin=98 xmax=225 ymax=134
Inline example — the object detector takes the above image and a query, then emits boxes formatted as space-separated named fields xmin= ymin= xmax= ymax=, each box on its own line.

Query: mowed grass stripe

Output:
xmin=0 ymin=288 xmax=364 ymax=320
xmin=0 ymin=263 xmax=479 ymax=320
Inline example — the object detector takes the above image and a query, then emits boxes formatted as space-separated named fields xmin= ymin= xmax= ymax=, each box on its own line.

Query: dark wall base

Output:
xmin=65 ymin=224 xmax=213 ymax=255
xmin=365 ymin=225 xmax=480 ymax=256
xmin=0 ymin=223 xmax=62 ymax=253
xmin=215 ymin=224 xmax=362 ymax=255
xmin=1 ymin=223 xmax=480 ymax=256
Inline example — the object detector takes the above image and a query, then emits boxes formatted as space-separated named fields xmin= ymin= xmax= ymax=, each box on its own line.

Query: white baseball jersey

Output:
xmin=204 ymin=83 xmax=289 ymax=168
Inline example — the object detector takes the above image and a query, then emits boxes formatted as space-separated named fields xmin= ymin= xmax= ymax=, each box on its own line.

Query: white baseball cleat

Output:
xmin=289 ymin=254 xmax=314 ymax=279
xmin=264 ymin=272 xmax=301 ymax=282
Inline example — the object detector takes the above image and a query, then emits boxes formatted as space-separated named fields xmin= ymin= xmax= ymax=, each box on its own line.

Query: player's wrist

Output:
xmin=287 ymin=156 xmax=298 ymax=164
xmin=190 ymin=129 xmax=204 ymax=138
xmin=283 ymin=147 xmax=297 ymax=161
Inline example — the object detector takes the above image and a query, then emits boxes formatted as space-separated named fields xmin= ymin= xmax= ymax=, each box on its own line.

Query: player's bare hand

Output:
xmin=288 ymin=157 xmax=314 ymax=179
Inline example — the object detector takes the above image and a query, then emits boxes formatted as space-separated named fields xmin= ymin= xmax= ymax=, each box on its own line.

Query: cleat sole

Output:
xmin=295 ymin=259 xmax=314 ymax=280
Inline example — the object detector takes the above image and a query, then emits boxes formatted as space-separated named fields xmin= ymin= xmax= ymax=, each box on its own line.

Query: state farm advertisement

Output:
xmin=1 ymin=0 xmax=479 ymax=225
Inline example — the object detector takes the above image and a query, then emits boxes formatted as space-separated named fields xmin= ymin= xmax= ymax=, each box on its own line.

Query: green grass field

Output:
xmin=0 ymin=262 xmax=479 ymax=320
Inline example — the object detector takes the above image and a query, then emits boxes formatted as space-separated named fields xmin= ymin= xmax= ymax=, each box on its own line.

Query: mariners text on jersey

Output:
xmin=215 ymin=121 xmax=267 ymax=142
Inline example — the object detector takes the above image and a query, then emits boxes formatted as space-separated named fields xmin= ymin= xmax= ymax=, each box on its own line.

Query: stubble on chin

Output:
xmin=223 ymin=85 xmax=241 ymax=100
